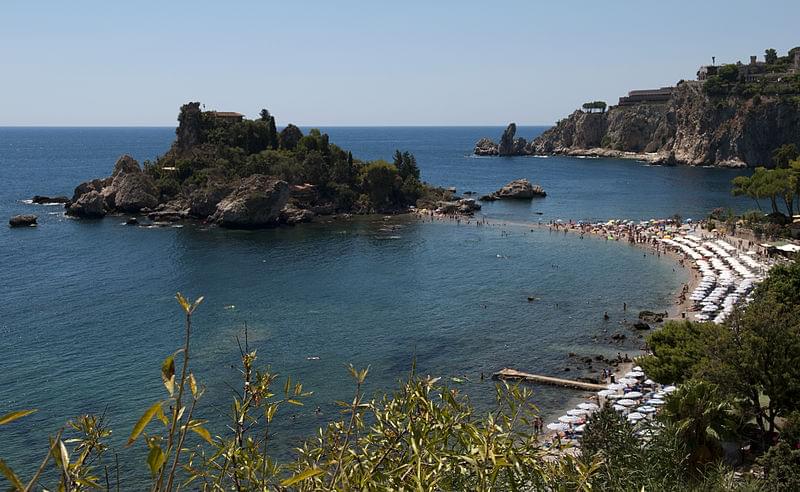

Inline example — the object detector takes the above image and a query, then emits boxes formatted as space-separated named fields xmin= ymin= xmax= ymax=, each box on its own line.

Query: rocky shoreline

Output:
xmin=475 ymin=80 xmax=800 ymax=167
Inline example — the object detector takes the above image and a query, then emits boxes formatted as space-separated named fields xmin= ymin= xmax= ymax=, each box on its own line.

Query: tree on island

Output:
xmin=772 ymin=144 xmax=799 ymax=169
xmin=765 ymin=48 xmax=778 ymax=65
xmin=581 ymin=101 xmax=607 ymax=113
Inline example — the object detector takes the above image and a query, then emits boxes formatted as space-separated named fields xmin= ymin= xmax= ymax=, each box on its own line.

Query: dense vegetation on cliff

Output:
xmin=704 ymin=47 xmax=800 ymax=99
xmin=3 ymin=260 xmax=800 ymax=490
xmin=144 ymin=103 xmax=430 ymax=214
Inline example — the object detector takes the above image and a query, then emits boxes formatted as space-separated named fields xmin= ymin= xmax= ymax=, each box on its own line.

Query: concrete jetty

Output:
xmin=492 ymin=367 xmax=606 ymax=391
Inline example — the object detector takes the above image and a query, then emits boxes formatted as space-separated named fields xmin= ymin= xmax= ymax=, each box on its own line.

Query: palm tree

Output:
xmin=658 ymin=380 xmax=736 ymax=471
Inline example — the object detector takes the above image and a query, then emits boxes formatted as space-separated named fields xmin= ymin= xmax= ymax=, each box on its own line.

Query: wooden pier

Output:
xmin=492 ymin=368 xmax=607 ymax=391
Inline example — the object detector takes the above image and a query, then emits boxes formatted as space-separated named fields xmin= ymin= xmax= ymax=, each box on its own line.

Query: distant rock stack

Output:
xmin=473 ymin=123 xmax=532 ymax=157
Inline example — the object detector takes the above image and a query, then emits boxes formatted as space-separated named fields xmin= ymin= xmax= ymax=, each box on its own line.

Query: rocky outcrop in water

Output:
xmin=209 ymin=175 xmax=290 ymax=228
xmin=66 ymin=155 xmax=158 ymax=217
xmin=67 ymin=190 xmax=107 ymax=218
xmin=481 ymin=179 xmax=546 ymax=201
xmin=32 ymin=195 xmax=69 ymax=204
xmin=477 ymin=82 xmax=800 ymax=167
xmin=9 ymin=214 xmax=37 ymax=227
xmin=474 ymin=123 xmax=528 ymax=156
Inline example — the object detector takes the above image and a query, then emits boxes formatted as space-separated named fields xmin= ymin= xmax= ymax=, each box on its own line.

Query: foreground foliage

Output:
xmin=4 ymin=259 xmax=800 ymax=489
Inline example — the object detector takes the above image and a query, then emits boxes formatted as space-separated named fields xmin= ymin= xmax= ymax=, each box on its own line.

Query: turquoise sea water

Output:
xmin=0 ymin=127 xmax=749 ymax=477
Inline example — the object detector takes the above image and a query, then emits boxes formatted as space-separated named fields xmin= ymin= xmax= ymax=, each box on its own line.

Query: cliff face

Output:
xmin=529 ymin=82 xmax=800 ymax=167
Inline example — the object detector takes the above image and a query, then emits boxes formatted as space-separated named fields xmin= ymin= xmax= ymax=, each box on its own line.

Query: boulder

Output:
xmin=632 ymin=321 xmax=651 ymax=330
xmin=67 ymin=190 xmax=107 ymax=218
xmin=71 ymin=177 xmax=111 ymax=203
xmin=189 ymin=183 xmax=233 ymax=218
xmin=112 ymin=154 xmax=142 ymax=177
xmin=473 ymin=137 xmax=498 ymax=156
xmin=281 ymin=204 xmax=315 ymax=225
xmin=113 ymin=172 xmax=159 ymax=212
xmin=638 ymin=310 xmax=666 ymax=323
xmin=482 ymin=179 xmax=546 ymax=201
xmin=435 ymin=198 xmax=481 ymax=215
xmin=9 ymin=214 xmax=37 ymax=227
xmin=210 ymin=175 xmax=290 ymax=228
xmin=32 ymin=195 xmax=69 ymax=204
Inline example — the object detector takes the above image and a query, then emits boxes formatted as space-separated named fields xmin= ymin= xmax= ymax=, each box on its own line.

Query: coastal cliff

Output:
xmin=534 ymin=82 xmax=800 ymax=167
xmin=477 ymin=81 xmax=800 ymax=167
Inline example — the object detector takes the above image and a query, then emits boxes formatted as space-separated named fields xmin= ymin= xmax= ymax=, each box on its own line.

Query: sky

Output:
xmin=2 ymin=0 xmax=800 ymax=126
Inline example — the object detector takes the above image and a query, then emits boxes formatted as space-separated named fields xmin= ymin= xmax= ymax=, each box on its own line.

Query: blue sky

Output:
xmin=2 ymin=0 xmax=799 ymax=126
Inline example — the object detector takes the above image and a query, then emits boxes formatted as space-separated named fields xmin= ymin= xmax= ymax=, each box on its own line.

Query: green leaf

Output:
xmin=155 ymin=404 xmax=169 ymax=426
xmin=127 ymin=401 xmax=163 ymax=446
xmin=0 ymin=459 xmax=24 ymax=490
xmin=0 ymin=409 xmax=37 ymax=426
xmin=189 ymin=425 xmax=214 ymax=444
xmin=280 ymin=468 xmax=325 ymax=486
xmin=146 ymin=445 xmax=166 ymax=477
xmin=161 ymin=355 xmax=176 ymax=397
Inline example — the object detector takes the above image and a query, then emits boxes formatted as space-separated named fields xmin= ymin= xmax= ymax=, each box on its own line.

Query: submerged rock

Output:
xmin=9 ymin=214 xmax=37 ymax=227
xmin=32 ymin=195 xmax=69 ymax=204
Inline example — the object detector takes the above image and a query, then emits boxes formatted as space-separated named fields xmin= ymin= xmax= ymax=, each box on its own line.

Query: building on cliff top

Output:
xmin=206 ymin=111 xmax=245 ymax=123
xmin=697 ymin=52 xmax=800 ymax=81
xmin=617 ymin=87 xmax=674 ymax=106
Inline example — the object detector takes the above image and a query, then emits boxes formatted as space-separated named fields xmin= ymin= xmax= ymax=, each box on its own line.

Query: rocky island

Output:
xmin=54 ymin=103 xmax=465 ymax=229
xmin=475 ymin=47 xmax=800 ymax=167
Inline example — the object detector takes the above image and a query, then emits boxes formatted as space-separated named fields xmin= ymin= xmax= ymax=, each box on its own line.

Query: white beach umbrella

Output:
xmin=618 ymin=378 xmax=638 ymax=386
xmin=663 ymin=385 xmax=677 ymax=393
xmin=637 ymin=405 xmax=657 ymax=413
xmin=646 ymin=399 xmax=665 ymax=406
xmin=597 ymin=389 xmax=617 ymax=397
xmin=606 ymin=383 xmax=627 ymax=390
xmin=567 ymin=409 xmax=590 ymax=416
xmin=577 ymin=402 xmax=599 ymax=411
xmin=617 ymin=399 xmax=637 ymax=407
xmin=627 ymin=412 xmax=646 ymax=422
xmin=624 ymin=391 xmax=643 ymax=399
xmin=643 ymin=379 xmax=656 ymax=385
xmin=547 ymin=422 xmax=569 ymax=432
xmin=574 ymin=424 xmax=586 ymax=433
xmin=612 ymin=404 xmax=627 ymax=413
xmin=558 ymin=415 xmax=581 ymax=424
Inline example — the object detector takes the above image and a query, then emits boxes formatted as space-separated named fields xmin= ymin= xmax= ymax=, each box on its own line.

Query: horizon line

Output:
xmin=0 ymin=123 xmax=555 ymax=129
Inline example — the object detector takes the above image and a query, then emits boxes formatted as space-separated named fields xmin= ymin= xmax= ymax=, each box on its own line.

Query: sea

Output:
xmin=0 ymin=126 xmax=750 ymax=480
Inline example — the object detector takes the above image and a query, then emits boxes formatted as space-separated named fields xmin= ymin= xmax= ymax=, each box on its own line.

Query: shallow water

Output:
xmin=0 ymin=126 xmax=747 ymax=476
